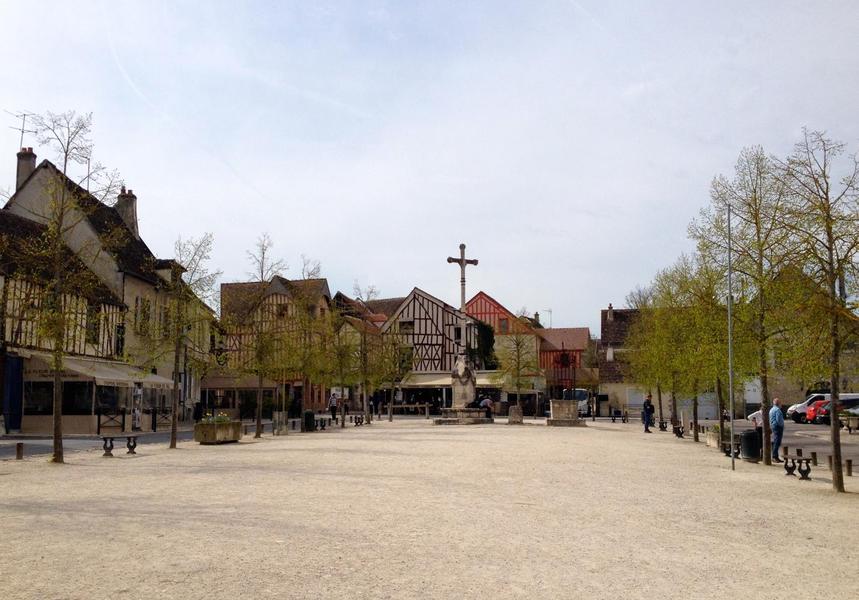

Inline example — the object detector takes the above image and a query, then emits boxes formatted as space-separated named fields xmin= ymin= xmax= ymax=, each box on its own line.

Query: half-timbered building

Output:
xmin=377 ymin=287 xmax=477 ymax=408
xmin=2 ymin=147 xmax=211 ymax=433
xmin=201 ymin=276 xmax=332 ymax=416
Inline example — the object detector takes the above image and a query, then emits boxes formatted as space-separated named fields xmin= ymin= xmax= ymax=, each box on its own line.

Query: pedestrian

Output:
xmin=643 ymin=394 xmax=654 ymax=433
xmin=770 ymin=397 xmax=785 ymax=463
xmin=328 ymin=393 xmax=338 ymax=421
xmin=479 ymin=396 xmax=493 ymax=419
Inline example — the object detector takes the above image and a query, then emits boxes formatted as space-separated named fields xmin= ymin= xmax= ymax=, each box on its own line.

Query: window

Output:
xmin=115 ymin=323 xmax=125 ymax=356
xmin=454 ymin=326 xmax=462 ymax=343
xmin=85 ymin=301 xmax=101 ymax=346
xmin=399 ymin=320 xmax=415 ymax=335
xmin=606 ymin=346 xmax=614 ymax=362
xmin=499 ymin=318 xmax=509 ymax=334
xmin=398 ymin=346 xmax=414 ymax=372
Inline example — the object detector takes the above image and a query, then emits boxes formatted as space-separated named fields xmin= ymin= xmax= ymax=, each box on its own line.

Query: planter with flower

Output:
xmin=194 ymin=413 xmax=243 ymax=444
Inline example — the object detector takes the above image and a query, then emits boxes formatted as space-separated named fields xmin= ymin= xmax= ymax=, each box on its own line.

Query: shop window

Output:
xmin=62 ymin=382 xmax=93 ymax=415
xmin=23 ymin=382 xmax=53 ymax=415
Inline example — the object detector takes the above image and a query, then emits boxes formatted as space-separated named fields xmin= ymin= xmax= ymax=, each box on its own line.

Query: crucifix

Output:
xmin=447 ymin=243 xmax=478 ymax=312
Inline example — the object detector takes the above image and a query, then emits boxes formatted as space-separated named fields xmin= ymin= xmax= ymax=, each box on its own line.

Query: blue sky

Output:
xmin=2 ymin=1 xmax=859 ymax=332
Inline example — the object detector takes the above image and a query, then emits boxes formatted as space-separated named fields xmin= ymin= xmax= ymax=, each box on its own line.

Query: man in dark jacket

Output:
xmin=643 ymin=394 xmax=655 ymax=433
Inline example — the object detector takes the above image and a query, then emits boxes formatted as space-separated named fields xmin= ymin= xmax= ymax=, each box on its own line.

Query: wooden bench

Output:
xmin=610 ymin=412 xmax=628 ymax=424
xmin=783 ymin=455 xmax=813 ymax=480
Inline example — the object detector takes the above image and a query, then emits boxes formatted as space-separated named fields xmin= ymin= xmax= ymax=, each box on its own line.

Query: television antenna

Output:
xmin=5 ymin=109 xmax=37 ymax=149
xmin=543 ymin=308 xmax=553 ymax=328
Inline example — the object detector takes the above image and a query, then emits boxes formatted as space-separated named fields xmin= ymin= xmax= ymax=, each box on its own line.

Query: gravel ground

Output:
xmin=0 ymin=419 xmax=856 ymax=600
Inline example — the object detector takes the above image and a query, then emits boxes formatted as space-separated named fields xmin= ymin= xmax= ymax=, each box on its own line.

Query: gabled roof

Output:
xmin=364 ymin=296 xmax=407 ymax=318
xmin=465 ymin=290 xmax=519 ymax=320
xmin=600 ymin=306 xmax=638 ymax=346
xmin=7 ymin=160 xmax=163 ymax=285
xmin=380 ymin=287 xmax=471 ymax=332
xmin=0 ymin=210 xmax=123 ymax=307
xmin=220 ymin=276 xmax=331 ymax=322
xmin=538 ymin=327 xmax=590 ymax=352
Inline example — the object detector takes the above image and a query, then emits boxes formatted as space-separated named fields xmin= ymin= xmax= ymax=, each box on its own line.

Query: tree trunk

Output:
xmin=169 ymin=284 xmax=183 ymax=449
xmin=656 ymin=383 xmax=664 ymax=427
xmin=692 ymin=381 xmax=699 ymax=442
xmin=255 ymin=372 xmax=263 ymax=438
xmin=670 ymin=384 xmax=678 ymax=427
xmin=388 ymin=386 xmax=394 ymax=422
xmin=827 ymin=243 xmax=845 ymax=492
xmin=52 ymin=355 xmax=63 ymax=463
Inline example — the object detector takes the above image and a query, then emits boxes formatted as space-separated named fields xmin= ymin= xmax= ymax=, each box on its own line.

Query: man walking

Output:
xmin=770 ymin=397 xmax=785 ymax=463
xmin=328 ymin=393 xmax=339 ymax=421
xmin=643 ymin=394 xmax=654 ymax=433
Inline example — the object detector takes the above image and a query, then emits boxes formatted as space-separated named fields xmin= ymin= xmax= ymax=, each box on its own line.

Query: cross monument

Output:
xmin=447 ymin=243 xmax=478 ymax=312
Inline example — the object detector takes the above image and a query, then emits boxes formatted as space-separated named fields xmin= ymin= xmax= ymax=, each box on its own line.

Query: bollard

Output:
xmin=796 ymin=448 xmax=803 ymax=457
xmin=847 ymin=459 xmax=853 ymax=477
xmin=425 ymin=403 xmax=430 ymax=419
xmin=16 ymin=442 xmax=24 ymax=460
xmin=811 ymin=451 xmax=818 ymax=466
xmin=827 ymin=455 xmax=832 ymax=470
xmin=783 ymin=446 xmax=789 ymax=459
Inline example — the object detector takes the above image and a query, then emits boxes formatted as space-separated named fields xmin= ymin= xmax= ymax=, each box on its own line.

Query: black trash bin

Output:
xmin=303 ymin=409 xmax=316 ymax=432
xmin=741 ymin=429 xmax=761 ymax=462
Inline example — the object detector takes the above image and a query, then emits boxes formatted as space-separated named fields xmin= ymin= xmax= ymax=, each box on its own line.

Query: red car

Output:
xmin=806 ymin=400 xmax=829 ymax=423
xmin=816 ymin=398 xmax=859 ymax=424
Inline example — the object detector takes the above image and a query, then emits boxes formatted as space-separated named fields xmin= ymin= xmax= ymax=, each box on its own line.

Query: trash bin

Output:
xmin=741 ymin=429 xmax=761 ymax=462
xmin=303 ymin=409 xmax=316 ymax=432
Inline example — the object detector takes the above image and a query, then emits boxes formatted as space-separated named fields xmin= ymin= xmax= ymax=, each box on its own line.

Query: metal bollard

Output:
xmin=828 ymin=455 xmax=833 ymax=470
xmin=796 ymin=448 xmax=803 ymax=457
xmin=847 ymin=459 xmax=853 ymax=477
xmin=16 ymin=442 xmax=24 ymax=460
xmin=783 ymin=446 xmax=789 ymax=459
xmin=811 ymin=451 xmax=818 ymax=465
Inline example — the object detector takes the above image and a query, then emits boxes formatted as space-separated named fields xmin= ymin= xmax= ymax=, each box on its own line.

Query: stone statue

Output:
xmin=451 ymin=353 xmax=476 ymax=409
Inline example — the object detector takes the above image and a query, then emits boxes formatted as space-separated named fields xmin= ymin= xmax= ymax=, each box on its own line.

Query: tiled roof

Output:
xmin=364 ymin=297 xmax=406 ymax=318
xmin=0 ymin=210 xmax=123 ymax=306
xmin=600 ymin=307 xmax=639 ymax=345
xmin=538 ymin=327 xmax=590 ymax=351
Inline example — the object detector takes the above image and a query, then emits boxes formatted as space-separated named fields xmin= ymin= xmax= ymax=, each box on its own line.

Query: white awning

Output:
xmin=25 ymin=353 xmax=135 ymax=388
xmin=400 ymin=373 xmax=451 ymax=388
xmin=24 ymin=353 xmax=174 ymax=389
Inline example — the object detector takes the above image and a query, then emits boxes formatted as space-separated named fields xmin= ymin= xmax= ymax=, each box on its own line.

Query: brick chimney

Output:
xmin=607 ymin=303 xmax=614 ymax=321
xmin=115 ymin=185 xmax=139 ymax=238
xmin=534 ymin=311 xmax=540 ymax=325
xmin=16 ymin=147 xmax=36 ymax=191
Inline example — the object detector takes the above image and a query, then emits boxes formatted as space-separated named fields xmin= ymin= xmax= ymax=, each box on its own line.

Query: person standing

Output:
xmin=328 ymin=393 xmax=338 ymax=421
xmin=770 ymin=397 xmax=785 ymax=463
xmin=643 ymin=394 xmax=654 ymax=433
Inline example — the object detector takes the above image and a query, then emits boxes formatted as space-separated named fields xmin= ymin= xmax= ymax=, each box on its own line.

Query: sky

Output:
xmin=2 ymin=1 xmax=859 ymax=334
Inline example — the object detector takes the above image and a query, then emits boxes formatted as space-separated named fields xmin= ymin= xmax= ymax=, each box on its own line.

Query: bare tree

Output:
xmin=245 ymin=234 xmax=286 ymax=438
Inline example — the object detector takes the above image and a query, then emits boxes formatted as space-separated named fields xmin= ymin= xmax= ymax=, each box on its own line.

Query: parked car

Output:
xmin=787 ymin=394 xmax=828 ymax=423
xmin=805 ymin=399 xmax=830 ymax=423
xmin=816 ymin=397 xmax=859 ymax=425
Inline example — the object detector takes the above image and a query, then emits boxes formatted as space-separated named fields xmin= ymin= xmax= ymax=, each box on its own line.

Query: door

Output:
xmin=3 ymin=355 xmax=24 ymax=432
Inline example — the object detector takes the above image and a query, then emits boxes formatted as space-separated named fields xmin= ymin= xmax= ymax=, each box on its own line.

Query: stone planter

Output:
xmin=508 ymin=405 xmax=524 ymax=425
xmin=194 ymin=421 xmax=243 ymax=444
xmin=705 ymin=431 xmax=719 ymax=448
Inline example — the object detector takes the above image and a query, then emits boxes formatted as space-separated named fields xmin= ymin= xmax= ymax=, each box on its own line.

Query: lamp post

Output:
xmin=727 ymin=204 xmax=736 ymax=471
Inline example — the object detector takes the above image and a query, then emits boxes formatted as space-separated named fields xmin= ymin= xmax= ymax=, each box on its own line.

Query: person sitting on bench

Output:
xmin=479 ymin=396 xmax=493 ymax=419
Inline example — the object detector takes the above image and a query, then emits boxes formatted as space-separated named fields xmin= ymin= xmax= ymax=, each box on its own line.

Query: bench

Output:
xmin=783 ymin=455 xmax=813 ymax=480
xmin=722 ymin=438 xmax=740 ymax=458
xmin=610 ymin=412 xmax=628 ymax=423
xmin=100 ymin=433 xmax=144 ymax=457
xmin=673 ymin=425 xmax=685 ymax=438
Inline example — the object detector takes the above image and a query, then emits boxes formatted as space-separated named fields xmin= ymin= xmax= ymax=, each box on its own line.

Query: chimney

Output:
xmin=16 ymin=147 xmax=36 ymax=191
xmin=115 ymin=185 xmax=139 ymax=238
xmin=607 ymin=303 xmax=614 ymax=321
xmin=534 ymin=311 xmax=540 ymax=325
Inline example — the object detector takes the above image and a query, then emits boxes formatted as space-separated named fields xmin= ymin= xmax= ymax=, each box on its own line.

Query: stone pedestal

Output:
xmin=507 ymin=405 xmax=524 ymax=425
xmin=434 ymin=408 xmax=493 ymax=425
xmin=546 ymin=400 xmax=587 ymax=427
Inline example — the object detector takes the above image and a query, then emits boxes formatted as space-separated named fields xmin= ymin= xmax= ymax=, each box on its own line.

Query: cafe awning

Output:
xmin=25 ymin=353 xmax=174 ymax=389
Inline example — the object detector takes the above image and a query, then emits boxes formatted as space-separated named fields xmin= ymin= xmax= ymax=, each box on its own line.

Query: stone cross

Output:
xmin=447 ymin=243 xmax=478 ymax=312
